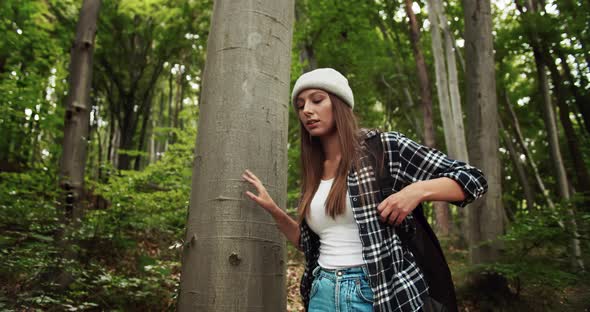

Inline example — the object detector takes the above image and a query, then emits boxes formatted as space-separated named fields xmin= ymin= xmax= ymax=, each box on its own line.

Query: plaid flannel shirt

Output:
xmin=298 ymin=129 xmax=487 ymax=312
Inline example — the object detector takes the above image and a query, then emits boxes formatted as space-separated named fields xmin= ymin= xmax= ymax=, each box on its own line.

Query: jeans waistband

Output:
xmin=312 ymin=264 xmax=369 ymax=281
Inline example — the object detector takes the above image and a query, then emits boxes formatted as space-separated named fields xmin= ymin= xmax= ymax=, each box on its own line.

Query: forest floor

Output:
xmin=285 ymin=244 xmax=590 ymax=312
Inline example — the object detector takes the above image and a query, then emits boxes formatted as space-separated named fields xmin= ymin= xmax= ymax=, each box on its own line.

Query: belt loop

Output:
xmin=361 ymin=264 xmax=369 ymax=277
xmin=312 ymin=265 xmax=321 ymax=277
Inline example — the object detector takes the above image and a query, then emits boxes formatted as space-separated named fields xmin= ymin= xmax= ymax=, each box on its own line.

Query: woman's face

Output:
xmin=295 ymin=89 xmax=336 ymax=137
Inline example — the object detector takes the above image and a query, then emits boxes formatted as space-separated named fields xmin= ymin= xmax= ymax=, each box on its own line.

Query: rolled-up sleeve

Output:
xmin=382 ymin=131 xmax=488 ymax=207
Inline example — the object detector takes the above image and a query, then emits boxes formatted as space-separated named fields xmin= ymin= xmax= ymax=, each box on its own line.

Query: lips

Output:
xmin=306 ymin=119 xmax=319 ymax=125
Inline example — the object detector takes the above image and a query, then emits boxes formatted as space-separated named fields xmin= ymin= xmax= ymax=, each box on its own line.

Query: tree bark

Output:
xmin=534 ymin=56 xmax=584 ymax=270
xmin=177 ymin=1 xmax=294 ymax=310
xmin=517 ymin=0 xmax=585 ymax=270
xmin=498 ymin=117 xmax=535 ymax=210
xmin=504 ymin=92 xmax=560 ymax=214
xmin=134 ymin=96 xmax=153 ymax=170
xmin=57 ymin=0 xmax=101 ymax=287
xmin=555 ymin=48 xmax=590 ymax=135
xmin=404 ymin=0 xmax=451 ymax=237
xmin=463 ymin=0 xmax=505 ymax=264
xmin=542 ymin=48 xmax=590 ymax=194
xmin=116 ymin=108 xmax=136 ymax=170
xmin=426 ymin=0 xmax=455 ymax=159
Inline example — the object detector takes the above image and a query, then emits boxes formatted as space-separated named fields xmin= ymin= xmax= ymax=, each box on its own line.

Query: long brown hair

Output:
xmin=297 ymin=93 xmax=363 ymax=221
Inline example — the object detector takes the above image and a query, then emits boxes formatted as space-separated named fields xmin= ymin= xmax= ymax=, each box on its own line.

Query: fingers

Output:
xmin=378 ymin=200 xmax=406 ymax=226
xmin=379 ymin=203 xmax=393 ymax=224
xmin=382 ymin=208 xmax=403 ymax=225
xmin=385 ymin=208 xmax=400 ymax=225
xmin=243 ymin=169 xmax=265 ymax=189
xmin=377 ymin=201 xmax=386 ymax=212
xmin=244 ymin=169 xmax=261 ymax=184
xmin=245 ymin=191 xmax=259 ymax=203
xmin=242 ymin=172 xmax=256 ymax=185
xmin=395 ymin=212 xmax=408 ymax=226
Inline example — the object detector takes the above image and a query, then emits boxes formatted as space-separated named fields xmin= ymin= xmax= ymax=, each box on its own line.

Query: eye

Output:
xmin=312 ymin=98 xmax=323 ymax=104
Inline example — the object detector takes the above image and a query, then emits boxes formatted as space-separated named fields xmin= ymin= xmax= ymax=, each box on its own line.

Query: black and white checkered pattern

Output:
xmin=298 ymin=129 xmax=488 ymax=312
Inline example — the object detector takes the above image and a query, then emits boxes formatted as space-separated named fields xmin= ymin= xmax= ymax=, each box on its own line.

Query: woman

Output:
xmin=242 ymin=68 xmax=487 ymax=312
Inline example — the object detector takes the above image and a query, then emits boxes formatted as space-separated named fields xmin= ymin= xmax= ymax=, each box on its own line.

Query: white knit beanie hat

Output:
xmin=291 ymin=68 xmax=354 ymax=110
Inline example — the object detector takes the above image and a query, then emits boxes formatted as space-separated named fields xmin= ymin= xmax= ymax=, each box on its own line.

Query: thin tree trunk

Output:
xmin=56 ymin=0 xmax=101 ymax=288
xmin=28 ymin=117 xmax=39 ymax=165
xmin=107 ymin=107 xmax=115 ymax=165
xmin=295 ymin=0 xmax=318 ymax=73
xmin=543 ymin=51 xmax=590 ymax=194
xmin=157 ymin=90 xmax=166 ymax=159
xmin=463 ymin=0 xmax=505 ymax=264
xmin=116 ymin=109 xmax=136 ymax=170
xmin=167 ymin=72 xmax=174 ymax=145
xmin=535 ymin=57 xmax=584 ymax=270
xmin=96 ymin=118 xmax=104 ymax=180
xmin=426 ymin=0 xmax=455 ymax=158
xmin=404 ymin=0 xmax=451 ymax=236
xmin=555 ymin=48 xmax=590 ymax=135
xmin=110 ymin=120 xmax=120 ymax=168
xmin=517 ymin=0 xmax=585 ymax=270
xmin=442 ymin=20 xmax=469 ymax=163
xmin=404 ymin=0 xmax=433 ymax=148
xmin=427 ymin=0 xmax=469 ymax=162
xmin=148 ymin=102 xmax=156 ymax=164
xmin=177 ymin=1 xmax=294 ymax=310
xmin=173 ymin=71 xmax=182 ymax=129
xmin=178 ymin=78 xmax=186 ymax=130
xmin=504 ymin=92 xmax=557 ymax=213
xmin=498 ymin=117 xmax=535 ymax=210
xmin=134 ymin=99 xmax=152 ymax=170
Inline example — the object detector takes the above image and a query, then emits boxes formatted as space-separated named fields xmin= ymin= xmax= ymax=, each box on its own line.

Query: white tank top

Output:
xmin=305 ymin=178 xmax=365 ymax=269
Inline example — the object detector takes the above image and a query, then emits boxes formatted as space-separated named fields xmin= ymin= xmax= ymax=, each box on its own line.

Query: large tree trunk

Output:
xmin=463 ymin=0 xmax=505 ymax=264
xmin=57 ymin=0 xmax=101 ymax=287
xmin=177 ymin=1 xmax=294 ymax=311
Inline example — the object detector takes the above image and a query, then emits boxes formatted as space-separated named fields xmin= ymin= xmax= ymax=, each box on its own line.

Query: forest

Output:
xmin=0 ymin=0 xmax=589 ymax=311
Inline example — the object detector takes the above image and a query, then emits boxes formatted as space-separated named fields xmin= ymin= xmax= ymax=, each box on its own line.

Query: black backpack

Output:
xmin=365 ymin=133 xmax=458 ymax=312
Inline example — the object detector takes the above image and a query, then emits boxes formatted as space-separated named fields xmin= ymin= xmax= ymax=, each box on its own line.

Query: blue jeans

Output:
xmin=308 ymin=265 xmax=374 ymax=312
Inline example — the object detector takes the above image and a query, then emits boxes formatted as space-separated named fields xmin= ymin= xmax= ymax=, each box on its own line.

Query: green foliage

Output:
xmin=473 ymin=207 xmax=587 ymax=293
xmin=0 ymin=125 xmax=196 ymax=310
xmin=0 ymin=0 xmax=70 ymax=168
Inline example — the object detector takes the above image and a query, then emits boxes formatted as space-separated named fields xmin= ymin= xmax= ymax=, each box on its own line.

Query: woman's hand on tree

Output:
xmin=242 ymin=169 xmax=277 ymax=212
xmin=377 ymin=184 xmax=423 ymax=226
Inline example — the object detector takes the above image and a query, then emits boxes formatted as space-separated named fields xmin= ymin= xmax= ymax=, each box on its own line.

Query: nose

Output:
xmin=302 ymin=100 xmax=313 ymax=115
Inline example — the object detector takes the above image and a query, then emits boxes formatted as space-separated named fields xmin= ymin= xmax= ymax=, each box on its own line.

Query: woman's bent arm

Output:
xmin=242 ymin=169 xmax=302 ymax=250
xmin=408 ymin=177 xmax=466 ymax=203
xmin=265 ymin=203 xmax=301 ymax=250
